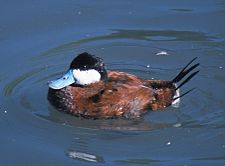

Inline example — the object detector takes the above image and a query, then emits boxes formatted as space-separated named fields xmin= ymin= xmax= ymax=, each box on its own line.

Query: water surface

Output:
xmin=1 ymin=0 xmax=225 ymax=165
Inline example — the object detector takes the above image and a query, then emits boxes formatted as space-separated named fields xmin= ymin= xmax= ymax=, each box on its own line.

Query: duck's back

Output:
xmin=71 ymin=71 xmax=156 ymax=118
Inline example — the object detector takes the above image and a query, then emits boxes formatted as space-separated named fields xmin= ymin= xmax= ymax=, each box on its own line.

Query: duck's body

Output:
xmin=48 ymin=53 xmax=199 ymax=119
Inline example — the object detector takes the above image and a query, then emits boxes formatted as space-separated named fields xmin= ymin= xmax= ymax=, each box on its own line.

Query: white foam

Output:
xmin=73 ymin=69 xmax=101 ymax=85
xmin=172 ymin=84 xmax=180 ymax=108
xmin=166 ymin=141 xmax=172 ymax=146
xmin=156 ymin=51 xmax=168 ymax=56
xmin=68 ymin=150 xmax=97 ymax=162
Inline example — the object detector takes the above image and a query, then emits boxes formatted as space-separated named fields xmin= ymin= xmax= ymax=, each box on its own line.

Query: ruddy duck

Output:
xmin=48 ymin=52 xmax=199 ymax=119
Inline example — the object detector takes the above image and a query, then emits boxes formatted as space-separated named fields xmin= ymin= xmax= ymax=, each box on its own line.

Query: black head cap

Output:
xmin=70 ymin=52 xmax=108 ymax=81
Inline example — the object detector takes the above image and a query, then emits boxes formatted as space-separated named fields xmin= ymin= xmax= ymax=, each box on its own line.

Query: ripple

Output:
xmin=192 ymin=156 xmax=225 ymax=161
xmin=171 ymin=8 xmax=193 ymax=12
xmin=2 ymin=30 xmax=224 ymax=131
xmin=115 ymin=158 xmax=162 ymax=164
xmin=2 ymin=48 xmax=178 ymax=131
xmin=37 ymin=29 xmax=216 ymax=59
xmin=3 ymin=67 xmax=46 ymax=96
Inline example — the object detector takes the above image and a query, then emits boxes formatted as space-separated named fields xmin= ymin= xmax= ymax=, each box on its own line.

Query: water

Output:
xmin=1 ymin=0 xmax=225 ymax=165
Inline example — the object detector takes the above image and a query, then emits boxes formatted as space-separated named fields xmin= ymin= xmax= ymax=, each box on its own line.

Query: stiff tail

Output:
xmin=172 ymin=57 xmax=199 ymax=101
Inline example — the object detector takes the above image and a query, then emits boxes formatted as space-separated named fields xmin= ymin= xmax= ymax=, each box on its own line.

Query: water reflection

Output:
xmin=41 ymin=105 xmax=172 ymax=131
xmin=38 ymin=29 xmax=215 ymax=58
xmin=75 ymin=29 xmax=215 ymax=43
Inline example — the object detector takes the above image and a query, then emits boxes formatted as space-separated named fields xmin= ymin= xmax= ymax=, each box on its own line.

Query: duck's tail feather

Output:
xmin=175 ymin=70 xmax=199 ymax=90
xmin=173 ymin=88 xmax=195 ymax=101
xmin=172 ymin=57 xmax=199 ymax=89
xmin=171 ymin=57 xmax=199 ymax=104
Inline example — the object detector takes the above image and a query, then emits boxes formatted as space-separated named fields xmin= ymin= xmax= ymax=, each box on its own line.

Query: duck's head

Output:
xmin=49 ymin=52 xmax=107 ymax=89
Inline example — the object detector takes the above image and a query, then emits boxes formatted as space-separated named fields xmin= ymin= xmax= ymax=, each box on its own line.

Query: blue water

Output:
xmin=1 ymin=1 xmax=225 ymax=165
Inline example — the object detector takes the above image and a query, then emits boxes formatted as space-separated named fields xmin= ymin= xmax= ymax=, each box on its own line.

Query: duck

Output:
xmin=48 ymin=52 xmax=199 ymax=119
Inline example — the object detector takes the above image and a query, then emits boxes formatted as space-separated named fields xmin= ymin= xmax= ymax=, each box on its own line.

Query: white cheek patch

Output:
xmin=73 ymin=69 xmax=101 ymax=85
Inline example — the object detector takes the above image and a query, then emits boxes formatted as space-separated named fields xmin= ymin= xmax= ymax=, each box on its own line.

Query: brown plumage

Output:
xmin=48 ymin=53 xmax=199 ymax=119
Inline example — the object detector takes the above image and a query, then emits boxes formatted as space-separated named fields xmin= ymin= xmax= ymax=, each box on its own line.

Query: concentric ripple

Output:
xmin=2 ymin=30 xmax=224 ymax=131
